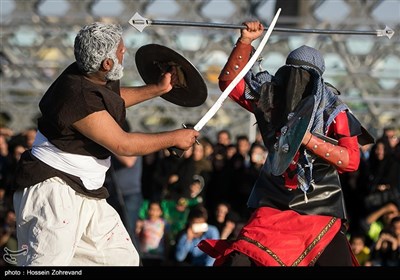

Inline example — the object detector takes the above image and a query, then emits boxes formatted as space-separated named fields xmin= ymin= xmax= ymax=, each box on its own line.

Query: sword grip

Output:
xmin=167 ymin=123 xmax=198 ymax=158
xmin=168 ymin=146 xmax=185 ymax=158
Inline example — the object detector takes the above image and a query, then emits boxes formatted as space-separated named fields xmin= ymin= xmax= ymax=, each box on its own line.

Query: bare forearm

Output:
xmin=115 ymin=131 xmax=180 ymax=156
xmin=120 ymin=85 xmax=165 ymax=107
xmin=365 ymin=203 xmax=398 ymax=225
xmin=121 ymin=72 xmax=173 ymax=107
xmin=73 ymin=110 xmax=199 ymax=157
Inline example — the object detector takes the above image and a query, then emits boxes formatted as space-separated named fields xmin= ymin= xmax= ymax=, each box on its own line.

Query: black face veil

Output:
xmin=259 ymin=65 xmax=313 ymax=130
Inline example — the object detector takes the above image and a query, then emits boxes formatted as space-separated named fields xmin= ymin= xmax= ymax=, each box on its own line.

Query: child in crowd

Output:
xmin=349 ymin=233 xmax=371 ymax=266
xmin=136 ymin=201 xmax=166 ymax=266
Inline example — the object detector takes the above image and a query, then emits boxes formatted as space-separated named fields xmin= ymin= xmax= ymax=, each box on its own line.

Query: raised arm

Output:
xmin=120 ymin=72 xmax=173 ymax=107
xmin=218 ymin=21 xmax=265 ymax=112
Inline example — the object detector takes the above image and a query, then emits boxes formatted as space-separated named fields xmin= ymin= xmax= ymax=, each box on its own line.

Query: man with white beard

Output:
xmin=12 ymin=22 xmax=199 ymax=266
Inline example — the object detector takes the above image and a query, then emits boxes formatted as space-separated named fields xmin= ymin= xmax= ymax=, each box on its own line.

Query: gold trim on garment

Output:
xmin=238 ymin=217 xmax=338 ymax=266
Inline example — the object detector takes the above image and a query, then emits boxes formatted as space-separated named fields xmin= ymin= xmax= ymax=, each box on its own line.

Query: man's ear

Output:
xmin=101 ymin=58 xmax=113 ymax=71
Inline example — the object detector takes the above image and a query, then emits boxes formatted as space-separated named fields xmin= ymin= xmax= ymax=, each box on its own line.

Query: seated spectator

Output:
xmin=349 ymin=233 xmax=371 ymax=266
xmin=364 ymin=139 xmax=400 ymax=213
xmin=174 ymin=205 xmax=219 ymax=266
xmin=359 ymin=202 xmax=399 ymax=245
xmin=189 ymin=175 xmax=205 ymax=200
xmin=369 ymin=229 xmax=399 ymax=266
xmin=208 ymin=202 xmax=239 ymax=240
xmin=138 ymin=197 xmax=201 ymax=265
xmin=392 ymin=216 xmax=400 ymax=245
xmin=0 ymin=209 xmax=17 ymax=266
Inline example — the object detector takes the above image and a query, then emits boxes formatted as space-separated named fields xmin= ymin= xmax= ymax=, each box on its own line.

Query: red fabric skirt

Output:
xmin=198 ymin=207 xmax=352 ymax=266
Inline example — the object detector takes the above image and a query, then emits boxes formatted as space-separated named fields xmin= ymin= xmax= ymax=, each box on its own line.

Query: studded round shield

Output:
xmin=269 ymin=95 xmax=315 ymax=176
xmin=135 ymin=44 xmax=207 ymax=107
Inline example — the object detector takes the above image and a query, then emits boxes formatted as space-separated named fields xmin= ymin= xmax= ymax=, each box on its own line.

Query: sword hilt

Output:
xmin=167 ymin=124 xmax=199 ymax=158
xmin=168 ymin=146 xmax=185 ymax=158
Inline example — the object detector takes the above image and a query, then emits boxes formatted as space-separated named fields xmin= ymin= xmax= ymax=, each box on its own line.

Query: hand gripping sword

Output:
xmin=129 ymin=12 xmax=394 ymax=39
xmin=166 ymin=8 xmax=282 ymax=157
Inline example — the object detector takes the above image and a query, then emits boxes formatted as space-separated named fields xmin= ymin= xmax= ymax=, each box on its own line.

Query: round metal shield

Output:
xmin=135 ymin=44 xmax=207 ymax=107
xmin=270 ymin=96 xmax=315 ymax=176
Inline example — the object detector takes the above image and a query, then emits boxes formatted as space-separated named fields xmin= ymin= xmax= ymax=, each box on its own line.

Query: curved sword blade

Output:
xmin=193 ymin=8 xmax=282 ymax=132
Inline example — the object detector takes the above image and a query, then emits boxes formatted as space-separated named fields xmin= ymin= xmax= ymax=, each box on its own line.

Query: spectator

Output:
xmin=369 ymin=229 xmax=399 ymax=266
xmin=360 ymin=202 xmax=399 ymax=245
xmin=0 ymin=210 xmax=17 ymax=266
xmin=365 ymin=139 xmax=400 ymax=213
xmin=175 ymin=205 xmax=219 ymax=266
xmin=136 ymin=201 xmax=167 ymax=266
xmin=208 ymin=202 xmax=238 ymax=240
xmin=349 ymin=233 xmax=371 ymax=266
xmin=216 ymin=129 xmax=231 ymax=148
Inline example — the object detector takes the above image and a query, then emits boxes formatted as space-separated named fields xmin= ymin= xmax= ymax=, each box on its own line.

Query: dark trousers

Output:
xmin=220 ymin=226 xmax=353 ymax=266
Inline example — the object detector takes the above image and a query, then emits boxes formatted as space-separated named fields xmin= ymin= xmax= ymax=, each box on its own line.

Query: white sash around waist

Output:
xmin=31 ymin=130 xmax=111 ymax=190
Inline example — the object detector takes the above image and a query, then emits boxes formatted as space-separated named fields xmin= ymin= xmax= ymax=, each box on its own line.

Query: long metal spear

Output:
xmin=129 ymin=12 xmax=394 ymax=39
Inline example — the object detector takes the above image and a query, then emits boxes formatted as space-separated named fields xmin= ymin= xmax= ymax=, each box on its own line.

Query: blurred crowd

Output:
xmin=1 ymin=125 xmax=399 ymax=266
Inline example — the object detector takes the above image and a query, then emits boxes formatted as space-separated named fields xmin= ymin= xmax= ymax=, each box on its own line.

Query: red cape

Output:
xmin=198 ymin=207 xmax=358 ymax=266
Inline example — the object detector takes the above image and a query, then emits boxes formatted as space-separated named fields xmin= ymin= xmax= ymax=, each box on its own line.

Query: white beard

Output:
xmin=105 ymin=56 xmax=124 ymax=81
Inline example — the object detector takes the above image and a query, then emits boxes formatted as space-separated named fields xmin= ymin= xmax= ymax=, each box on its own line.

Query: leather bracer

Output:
xmin=219 ymin=40 xmax=253 ymax=82
xmin=304 ymin=134 xmax=349 ymax=170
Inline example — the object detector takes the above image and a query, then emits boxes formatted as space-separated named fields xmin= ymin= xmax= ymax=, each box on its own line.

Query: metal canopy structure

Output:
xmin=1 ymin=0 xmax=399 ymax=140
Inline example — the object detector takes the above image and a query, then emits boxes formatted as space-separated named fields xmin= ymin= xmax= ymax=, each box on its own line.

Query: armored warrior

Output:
xmin=198 ymin=21 xmax=374 ymax=266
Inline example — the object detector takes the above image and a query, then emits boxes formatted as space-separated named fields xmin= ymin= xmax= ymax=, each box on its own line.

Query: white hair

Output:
xmin=74 ymin=22 xmax=123 ymax=74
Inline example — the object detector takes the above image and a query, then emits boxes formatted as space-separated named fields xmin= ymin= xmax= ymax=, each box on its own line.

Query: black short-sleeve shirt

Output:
xmin=14 ymin=62 xmax=126 ymax=198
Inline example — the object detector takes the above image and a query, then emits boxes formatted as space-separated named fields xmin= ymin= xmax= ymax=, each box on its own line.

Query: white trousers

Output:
xmin=13 ymin=177 xmax=140 ymax=266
